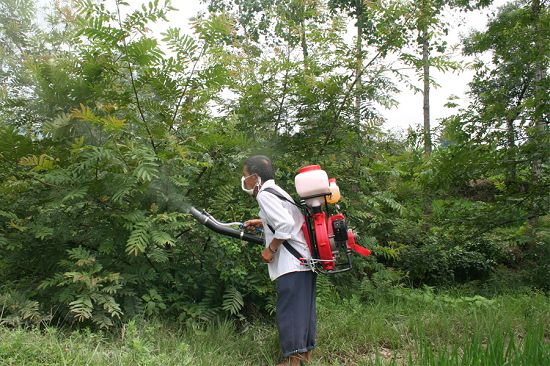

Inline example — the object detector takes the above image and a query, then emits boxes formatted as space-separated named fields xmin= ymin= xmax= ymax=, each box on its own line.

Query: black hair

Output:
xmin=244 ymin=155 xmax=275 ymax=181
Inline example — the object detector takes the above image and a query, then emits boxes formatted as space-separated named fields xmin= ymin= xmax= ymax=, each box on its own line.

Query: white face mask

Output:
xmin=241 ymin=174 xmax=262 ymax=195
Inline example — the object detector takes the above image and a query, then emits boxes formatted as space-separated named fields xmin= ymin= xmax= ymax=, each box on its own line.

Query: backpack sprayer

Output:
xmin=189 ymin=164 xmax=371 ymax=274
xmin=292 ymin=165 xmax=371 ymax=274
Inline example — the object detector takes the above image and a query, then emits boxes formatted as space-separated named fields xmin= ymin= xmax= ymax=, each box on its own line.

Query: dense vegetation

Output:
xmin=0 ymin=0 xmax=548 ymax=352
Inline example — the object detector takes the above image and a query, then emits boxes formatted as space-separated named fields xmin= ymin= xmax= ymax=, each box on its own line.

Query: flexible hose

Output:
xmin=188 ymin=206 xmax=264 ymax=244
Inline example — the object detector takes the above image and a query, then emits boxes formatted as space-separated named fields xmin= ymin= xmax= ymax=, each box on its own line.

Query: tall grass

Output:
xmin=0 ymin=290 xmax=548 ymax=365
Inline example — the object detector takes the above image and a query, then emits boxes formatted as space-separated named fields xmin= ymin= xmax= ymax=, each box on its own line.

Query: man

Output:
xmin=242 ymin=155 xmax=317 ymax=366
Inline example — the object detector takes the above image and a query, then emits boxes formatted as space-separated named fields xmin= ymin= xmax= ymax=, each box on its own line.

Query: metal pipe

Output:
xmin=188 ymin=206 xmax=263 ymax=244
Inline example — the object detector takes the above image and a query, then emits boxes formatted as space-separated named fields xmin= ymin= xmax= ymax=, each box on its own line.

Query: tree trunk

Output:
xmin=529 ymin=0 xmax=546 ymax=226
xmin=275 ymin=47 xmax=291 ymax=135
xmin=300 ymin=2 xmax=308 ymax=72
xmin=422 ymin=27 xmax=432 ymax=155
xmin=531 ymin=0 xmax=545 ymax=177
xmin=420 ymin=2 xmax=433 ymax=221
xmin=505 ymin=117 xmax=516 ymax=186
xmin=355 ymin=0 xmax=363 ymax=126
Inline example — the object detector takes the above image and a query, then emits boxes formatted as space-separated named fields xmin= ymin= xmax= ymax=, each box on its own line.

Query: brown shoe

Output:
xmin=275 ymin=353 xmax=307 ymax=366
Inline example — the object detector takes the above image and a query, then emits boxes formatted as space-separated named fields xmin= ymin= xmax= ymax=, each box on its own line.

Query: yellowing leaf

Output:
xmin=103 ymin=115 xmax=126 ymax=129
xmin=18 ymin=154 xmax=56 ymax=172
xmin=71 ymin=103 xmax=101 ymax=124
xmin=71 ymin=136 xmax=85 ymax=155
xmin=8 ymin=220 xmax=28 ymax=232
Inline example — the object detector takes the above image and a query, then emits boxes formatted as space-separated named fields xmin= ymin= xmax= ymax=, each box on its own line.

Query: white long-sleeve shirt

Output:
xmin=256 ymin=179 xmax=311 ymax=281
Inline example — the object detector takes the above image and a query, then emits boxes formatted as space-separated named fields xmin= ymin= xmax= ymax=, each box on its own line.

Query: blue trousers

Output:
xmin=275 ymin=270 xmax=317 ymax=357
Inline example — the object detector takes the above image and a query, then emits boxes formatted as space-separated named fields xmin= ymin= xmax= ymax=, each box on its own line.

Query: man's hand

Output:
xmin=261 ymin=238 xmax=284 ymax=263
xmin=244 ymin=218 xmax=263 ymax=230
xmin=261 ymin=246 xmax=274 ymax=263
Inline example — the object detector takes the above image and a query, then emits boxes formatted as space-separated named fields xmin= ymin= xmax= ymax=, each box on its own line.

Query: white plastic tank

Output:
xmin=295 ymin=165 xmax=330 ymax=207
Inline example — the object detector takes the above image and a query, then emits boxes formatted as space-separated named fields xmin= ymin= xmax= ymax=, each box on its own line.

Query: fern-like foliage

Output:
xmin=19 ymin=154 xmax=56 ymax=172
xmin=0 ymin=290 xmax=49 ymax=327
xmin=39 ymin=247 xmax=123 ymax=328
xmin=222 ymin=287 xmax=244 ymax=316
xmin=126 ymin=221 xmax=151 ymax=256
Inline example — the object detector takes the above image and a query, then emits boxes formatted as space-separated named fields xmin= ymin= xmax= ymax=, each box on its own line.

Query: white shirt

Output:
xmin=256 ymin=179 xmax=311 ymax=281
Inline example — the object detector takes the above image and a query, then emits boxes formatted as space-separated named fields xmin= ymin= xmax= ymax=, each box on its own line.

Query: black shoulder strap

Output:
xmin=261 ymin=188 xmax=304 ymax=262
xmin=260 ymin=187 xmax=300 ymax=208
xmin=265 ymin=222 xmax=304 ymax=262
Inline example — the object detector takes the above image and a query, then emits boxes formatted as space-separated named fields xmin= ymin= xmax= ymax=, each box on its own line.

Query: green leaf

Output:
xmin=69 ymin=295 xmax=93 ymax=321
xmin=34 ymin=226 xmax=54 ymax=240
xmin=134 ymin=161 xmax=159 ymax=182
xmin=151 ymin=230 xmax=175 ymax=246
xmin=61 ymin=187 xmax=88 ymax=203
xmin=126 ymin=222 xmax=150 ymax=255
xmin=222 ymin=287 xmax=244 ymax=315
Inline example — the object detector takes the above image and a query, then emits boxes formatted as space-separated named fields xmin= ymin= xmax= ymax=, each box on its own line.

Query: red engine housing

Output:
xmin=301 ymin=212 xmax=370 ymax=271
xmin=313 ymin=212 xmax=334 ymax=270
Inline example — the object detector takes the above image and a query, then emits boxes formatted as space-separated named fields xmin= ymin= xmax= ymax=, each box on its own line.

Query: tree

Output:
xmin=420 ymin=0 xmax=433 ymax=155
xmin=0 ymin=0 xmax=272 ymax=327
xmin=463 ymin=0 xmax=548 ymax=193
xmin=399 ymin=0 xmax=494 ymax=155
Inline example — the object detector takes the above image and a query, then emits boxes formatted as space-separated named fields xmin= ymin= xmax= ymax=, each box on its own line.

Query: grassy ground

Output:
xmin=0 ymin=287 xmax=548 ymax=365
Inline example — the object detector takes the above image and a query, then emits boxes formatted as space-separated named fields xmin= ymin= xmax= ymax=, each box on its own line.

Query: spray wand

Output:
xmin=188 ymin=207 xmax=264 ymax=244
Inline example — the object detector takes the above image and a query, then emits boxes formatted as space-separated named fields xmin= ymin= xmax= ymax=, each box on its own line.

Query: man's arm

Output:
xmin=257 ymin=191 xmax=295 ymax=263
xmin=262 ymin=238 xmax=285 ymax=263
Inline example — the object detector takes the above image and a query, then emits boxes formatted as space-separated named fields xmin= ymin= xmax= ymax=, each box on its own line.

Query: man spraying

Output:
xmin=242 ymin=155 xmax=316 ymax=366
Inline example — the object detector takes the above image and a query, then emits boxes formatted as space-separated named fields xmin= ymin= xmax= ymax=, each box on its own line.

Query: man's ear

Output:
xmin=253 ymin=178 xmax=262 ymax=196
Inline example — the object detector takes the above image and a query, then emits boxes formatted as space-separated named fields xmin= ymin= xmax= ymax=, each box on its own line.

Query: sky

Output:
xmin=38 ymin=0 xmax=508 ymax=133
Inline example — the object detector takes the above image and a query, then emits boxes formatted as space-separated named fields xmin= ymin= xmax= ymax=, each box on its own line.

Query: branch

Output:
xmin=170 ymin=43 xmax=207 ymax=131
xmin=143 ymin=252 xmax=161 ymax=274
xmin=115 ymin=0 xmax=157 ymax=154
xmin=505 ymin=79 xmax=531 ymax=127
xmin=448 ymin=181 xmax=550 ymax=241
xmin=32 ymin=175 xmax=58 ymax=188
xmin=185 ymin=166 xmax=209 ymax=197
xmin=319 ymin=13 xmax=415 ymax=153
xmin=318 ymin=49 xmax=383 ymax=154
xmin=275 ymin=48 xmax=291 ymax=134
xmin=463 ymin=213 xmax=543 ymax=242
xmin=175 ymin=228 xmax=192 ymax=239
